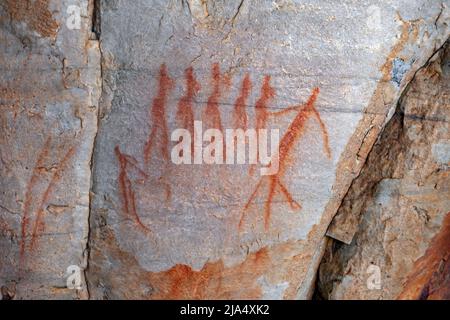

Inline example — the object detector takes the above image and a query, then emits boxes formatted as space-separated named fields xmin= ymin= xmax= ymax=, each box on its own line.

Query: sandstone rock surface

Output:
xmin=0 ymin=0 xmax=448 ymax=300
xmin=0 ymin=0 xmax=100 ymax=299
xmin=87 ymin=0 xmax=449 ymax=299
xmin=317 ymin=45 xmax=449 ymax=300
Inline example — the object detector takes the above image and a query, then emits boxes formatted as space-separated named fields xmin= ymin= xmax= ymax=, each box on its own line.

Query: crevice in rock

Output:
xmin=313 ymin=39 xmax=449 ymax=300
xmin=91 ymin=0 xmax=101 ymax=39
xmin=231 ymin=0 xmax=245 ymax=26
xmin=82 ymin=0 xmax=104 ymax=300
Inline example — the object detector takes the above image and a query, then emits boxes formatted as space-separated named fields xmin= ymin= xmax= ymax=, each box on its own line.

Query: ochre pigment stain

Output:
xmin=20 ymin=137 xmax=76 ymax=264
xmin=6 ymin=0 xmax=59 ymax=38
xmin=240 ymin=87 xmax=331 ymax=230
xmin=233 ymin=73 xmax=251 ymax=129
xmin=177 ymin=67 xmax=201 ymax=152
xmin=144 ymin=64 xmax=174 ymax=164
xmin=147 ymin=247 xmax=270 ymax=299
xmin=29 ymin=146 xmax=76 ymax=249
xmin=115 ymin=146 xmax=151 ymax=234
xmin=398 ymin=212 xmax=450 ymax=300
xmin=21 ymin=136 xmax=52 ymax=258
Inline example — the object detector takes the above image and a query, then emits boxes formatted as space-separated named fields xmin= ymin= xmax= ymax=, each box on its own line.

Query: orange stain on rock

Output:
xmin=233 ymin=74 xmax=252 ymax=129
xmin=20 ymin=136 xmax=52 ymax=258
xmin=5 ymin=0 xmax=59 ymax=38
xmin=93 ymin=221 xmax=319 ymax=299
xmin=144 ymin=64 xmax=174 ymax=164
xmin=148 ymin=247 xmax=270 ymax=299
xmin=398 ymin=212 xmax=450 ymax=300
xmin=380 ymin=14 xmax=418 ymax=82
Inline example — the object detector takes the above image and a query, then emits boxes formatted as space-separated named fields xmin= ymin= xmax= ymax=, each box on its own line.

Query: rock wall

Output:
xmin=0 ymin=0 xmax=100 ymax=299
xmin=0 ymin=0 xmax=448 ymax=299
xmin=317 ymin=44 xmax=449 ymax=300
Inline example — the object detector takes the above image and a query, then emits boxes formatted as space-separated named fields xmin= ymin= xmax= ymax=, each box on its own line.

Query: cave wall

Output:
xmin=0 ymin=0 xmax=448 ymax=299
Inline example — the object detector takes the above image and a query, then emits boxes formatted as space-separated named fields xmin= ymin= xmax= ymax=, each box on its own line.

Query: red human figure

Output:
xmin=233 ymin=73 xmax=252 ymax=129
xmin=115 ymin=146 xmax=152 ymax=233
xmin=177 ymin=66 xmax=201 ymax=153
xmin=249 ymin=75 xmax=276 ymax=175
xmin=204 ymin=63 xmax=230 ymax=131
xmin=144 ymin=64 xmax=174 ymax=164
xmin=240 ymin=87 xmax=331 ymax=231
xmin=255 ymin=75 xmax=275 ymax=131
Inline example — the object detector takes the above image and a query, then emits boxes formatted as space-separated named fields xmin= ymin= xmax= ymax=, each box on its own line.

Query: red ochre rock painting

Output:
xmin=147 ymin=247 xmax=271 ymax=299
xmin=115 ymin=63 xmax=332 ymax=234
xmin=177 ymin=66 xmax=201 ymax=153
xmin=20 ymin=135 xmax=76 ymax=266
xmin=203 ymin=62 xmax=231 ymax=131
xmin=233 ymin=73 xmax=251 ymax=130
xmin=144 ymin=64 xmax=174 ymax=164
xmin=240 ymin=87 xmax=331 ymax=230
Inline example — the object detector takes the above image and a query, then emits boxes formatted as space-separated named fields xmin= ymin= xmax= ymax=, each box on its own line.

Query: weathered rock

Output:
xmin=87 ymin=0 xmax=448 ymax=299
xmin=0 ymin=0 xmax=100 ymax=299
xmin=316 ymin=44 xmax=449 ymax=300
xmin=0 ymin=0 xmax=448 ymax=300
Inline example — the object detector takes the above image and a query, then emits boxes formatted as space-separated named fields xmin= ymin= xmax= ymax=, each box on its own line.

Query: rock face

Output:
xmin=0 ymin=0 xmax=100 ymax=299
xmin=317 ymin=45 xmax=450 ymax=300
xmin=86 ymin=0 xmax=448 ymax=299
xmin=0 ymin=0 xmax=448 ymax=300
